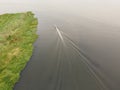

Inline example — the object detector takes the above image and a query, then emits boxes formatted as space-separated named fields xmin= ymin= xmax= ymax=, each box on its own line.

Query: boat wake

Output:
xmin=54 ymin=25 xmax=110 ymax=90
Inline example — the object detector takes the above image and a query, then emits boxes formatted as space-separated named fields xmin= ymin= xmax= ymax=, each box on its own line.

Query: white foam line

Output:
xmin=54 ymin=25 xmax=66 ymax=46
xmin=56 ymin=26 xmax=64 ymax=41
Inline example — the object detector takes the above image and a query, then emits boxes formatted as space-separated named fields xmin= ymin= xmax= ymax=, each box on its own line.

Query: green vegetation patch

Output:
xmin=0 ymin=12 xmax=38 ymax=90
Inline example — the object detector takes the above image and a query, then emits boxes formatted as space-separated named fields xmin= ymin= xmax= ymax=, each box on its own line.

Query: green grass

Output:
xmin=0 ymin=11 xmax=38 ymax=90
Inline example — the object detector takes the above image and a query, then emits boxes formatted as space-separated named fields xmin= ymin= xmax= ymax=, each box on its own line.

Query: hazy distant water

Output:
xmin=1 ymin=1 xmax=120 ymax=90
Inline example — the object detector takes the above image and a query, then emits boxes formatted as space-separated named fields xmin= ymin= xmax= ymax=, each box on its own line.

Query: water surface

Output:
xmin=0 ymin=1 xmax=120 ymax=90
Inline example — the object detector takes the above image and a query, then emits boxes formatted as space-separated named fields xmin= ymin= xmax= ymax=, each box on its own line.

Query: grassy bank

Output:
xmin=0 ymin=12 xmax=38 ymax=90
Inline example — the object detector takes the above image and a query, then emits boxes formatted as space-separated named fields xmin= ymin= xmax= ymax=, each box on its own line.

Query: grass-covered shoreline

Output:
xmin=0 ymin=12 xmax=38 ymax=90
